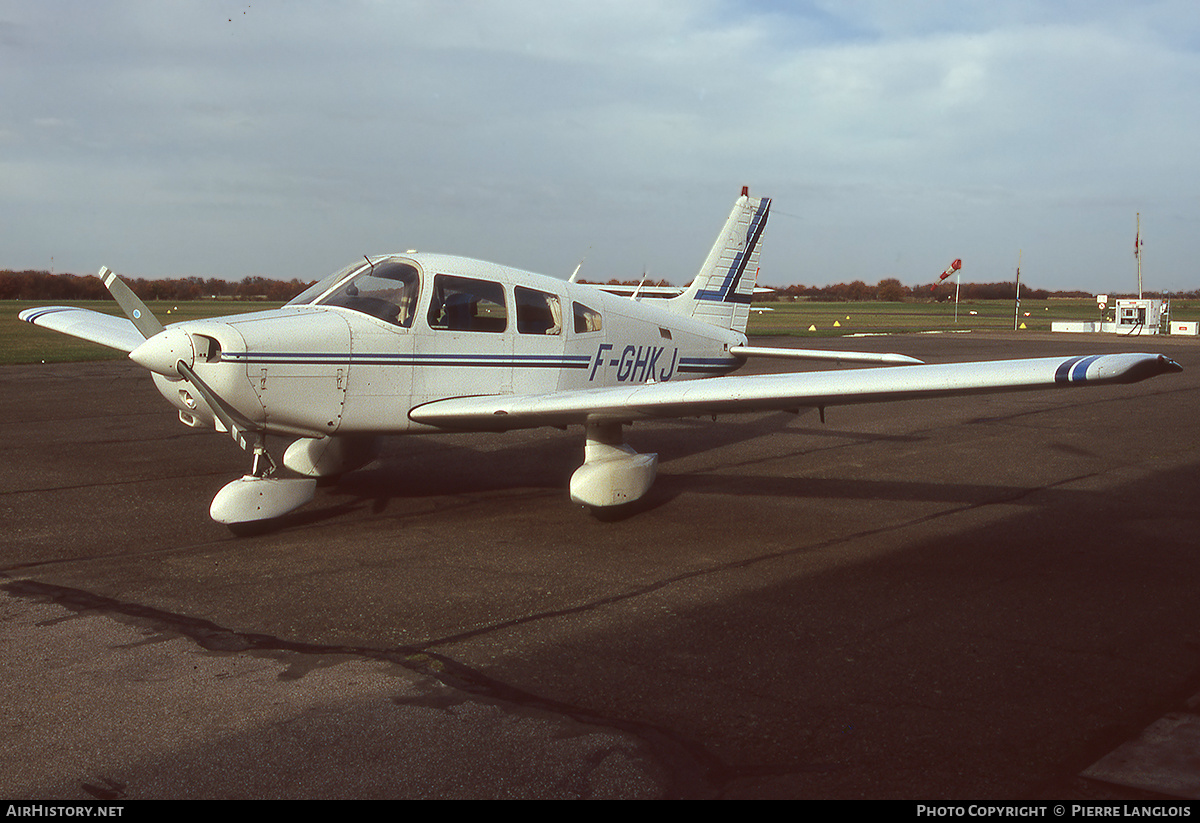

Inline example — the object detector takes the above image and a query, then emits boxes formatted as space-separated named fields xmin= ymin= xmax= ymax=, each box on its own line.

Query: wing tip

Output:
xmin=18 ymin=305 xmax=71 ymax=324
xmin=1112 ymin=353 xmax=1183 ymax=384
xmin=1149 ymin=353 xmax=1183 ymax=377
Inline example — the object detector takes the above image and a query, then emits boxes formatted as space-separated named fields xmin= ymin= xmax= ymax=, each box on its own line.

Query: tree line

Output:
xmin=774 ymin=279 xmax=1056 ymax=302
xmin=1 ymin=270 xmax=315 ymax=302
xmin=3 ymin=270 xmax=1193 ymax=303
xmin=767 ymin=278 xmax=1196 ymax=301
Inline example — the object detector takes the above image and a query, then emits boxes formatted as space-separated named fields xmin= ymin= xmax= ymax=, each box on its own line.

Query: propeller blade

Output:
xmin=175 ymin=360 xmax=260 ymax=453
xmin=99 ymin=266 xmax=164 ymax=339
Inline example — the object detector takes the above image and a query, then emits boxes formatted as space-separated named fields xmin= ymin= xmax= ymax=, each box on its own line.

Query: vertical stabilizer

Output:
xmin=669 ymin=187 xmax=770 ymax=334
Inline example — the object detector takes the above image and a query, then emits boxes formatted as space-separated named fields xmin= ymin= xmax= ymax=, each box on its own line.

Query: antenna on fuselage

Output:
xmin=568 ymin=248 xmax=591 ymax=283
xmin=364 ymin=255 xmax=375 ymax=273
xmin=631 ymin=270 xmax=648 ymax=301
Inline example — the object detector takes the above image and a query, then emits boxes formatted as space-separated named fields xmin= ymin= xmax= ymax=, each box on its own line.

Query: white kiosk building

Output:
xmin=1115 ymin=297 xmax=1167 ymax=334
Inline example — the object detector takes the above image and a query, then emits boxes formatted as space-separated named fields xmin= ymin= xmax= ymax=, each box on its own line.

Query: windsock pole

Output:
xmin=1014 ymin=250 xmax=1022 ymax=331
xmin=954 ymin=264 xmax=962 ymax=324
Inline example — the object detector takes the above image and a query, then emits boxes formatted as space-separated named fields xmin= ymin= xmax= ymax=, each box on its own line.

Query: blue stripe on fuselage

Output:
xmin=223 ymin=352 xmax=593 ymax=368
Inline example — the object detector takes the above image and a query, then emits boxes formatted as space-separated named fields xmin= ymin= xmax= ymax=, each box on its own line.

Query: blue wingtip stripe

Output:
xmin=1071 ymin=354 xmax=1102 ymax=382
xmin=1055 ymin=355 xmax=1104 ymax=384
xmin=21 ymin=306 xmax=74 ymax=324
xmin=1055 ymin=356 xmax=1086 ymax=384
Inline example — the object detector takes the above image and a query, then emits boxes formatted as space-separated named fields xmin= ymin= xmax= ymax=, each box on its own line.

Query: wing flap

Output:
xmin=19 ymin=306 xmax=145 ymax=353
xmin=409 ymin=353 xmax=1181 ymax=431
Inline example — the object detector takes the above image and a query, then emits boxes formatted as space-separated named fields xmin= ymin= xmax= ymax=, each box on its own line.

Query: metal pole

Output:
xmin=954 ymin=268 xmax=961 ymax=324
xmin=1014 ymin=250 xmax=1022 ymax=330
xmin=1136 ymin=213 xmax=1143 ymax=299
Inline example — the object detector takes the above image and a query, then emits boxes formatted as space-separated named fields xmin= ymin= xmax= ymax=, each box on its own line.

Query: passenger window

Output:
xmin=428 ymin=275 xmax=508 ymax=332
xmin=573 ymin=301 xmax=602 ymax=333
xmin=516 ymin=286 xmax=563 ymax=335
xmin=318 ymin=260 xmax=420 ymax=327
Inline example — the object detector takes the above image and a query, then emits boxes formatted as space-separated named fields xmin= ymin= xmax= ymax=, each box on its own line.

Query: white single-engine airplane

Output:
xmin=21 ymin=188 xmax=1182 ymax=527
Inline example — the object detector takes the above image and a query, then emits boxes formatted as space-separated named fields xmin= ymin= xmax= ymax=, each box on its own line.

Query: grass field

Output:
xmin=4 ymin=297 xmax=1197 ymax=364
xmin=748 ymin=298 xmax=1035 ymax=336
xmin=746 ymin=298 xmax=1199 ymax=336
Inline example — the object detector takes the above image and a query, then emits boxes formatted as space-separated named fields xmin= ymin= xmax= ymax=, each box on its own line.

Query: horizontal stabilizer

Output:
xmin=410 ymin=353 xmax=1181 ymax=431
xmin=589 ymin=284 xmax=684 ymax=299
xmin=18 ymin=306 xmax=145 ymax=353
xmin=730 ymin=345 xmax=922 ymax=366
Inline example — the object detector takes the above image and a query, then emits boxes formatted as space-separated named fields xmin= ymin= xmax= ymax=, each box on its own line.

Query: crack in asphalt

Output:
xmin=0 ymin=577 xmax=725 ymax=799
xmin=1 ymin=468 xmax=238 ymax=497
xmin=5 ymin=379 xmax=1187 ymax=796
xmin=0 ymin=467 xmax=1094 ymax=798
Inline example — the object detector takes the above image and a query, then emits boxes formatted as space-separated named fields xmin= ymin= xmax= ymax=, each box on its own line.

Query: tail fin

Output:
xmin=669 ymin=186 xmax=770 ymax=334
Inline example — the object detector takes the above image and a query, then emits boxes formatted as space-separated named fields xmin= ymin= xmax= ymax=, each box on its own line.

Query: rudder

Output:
xmin=670 ymin=186 xmax=770 ymax=334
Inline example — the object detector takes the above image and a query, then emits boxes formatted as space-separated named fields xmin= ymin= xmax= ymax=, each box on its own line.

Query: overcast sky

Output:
xmin=3 ymin=1 xmax=1198 ymax=292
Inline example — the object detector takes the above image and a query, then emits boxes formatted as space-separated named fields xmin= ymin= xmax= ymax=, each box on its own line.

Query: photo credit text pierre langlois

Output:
xmin=916 ymin=806 xmax=1192 ymax=818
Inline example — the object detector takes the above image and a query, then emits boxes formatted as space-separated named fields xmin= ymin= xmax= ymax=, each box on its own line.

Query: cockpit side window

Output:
xmin=428 ymin=274 xmax=508 ymax=332
xmin=572 ymin=301 xmax=602 ymax=333
xmin=515 ymin=286 xmax=562 ymax=335
xmin=317 ymin=260 xmax=421 ymax=327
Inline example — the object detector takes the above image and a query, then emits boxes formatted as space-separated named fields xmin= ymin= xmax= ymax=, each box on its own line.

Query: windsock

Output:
xmin=930 ymin=258 xmax=962 ymax=291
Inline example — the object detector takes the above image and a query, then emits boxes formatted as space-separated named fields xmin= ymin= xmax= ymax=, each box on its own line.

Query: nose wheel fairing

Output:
xmin=209 ymin=437 xmax=317 ymax=525
xmin=209 ymin=475 xmax=319 ymax=525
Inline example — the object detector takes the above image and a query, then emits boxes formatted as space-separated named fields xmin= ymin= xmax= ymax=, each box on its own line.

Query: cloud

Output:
xmin=2 ymin=0 xmax=1198 ymax=290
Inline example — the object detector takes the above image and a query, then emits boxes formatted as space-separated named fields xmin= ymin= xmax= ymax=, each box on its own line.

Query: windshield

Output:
xmin=286 ymin=260 xmax=369 ymax=306
xmin=314 ymin=259 xmax=422 ymax=327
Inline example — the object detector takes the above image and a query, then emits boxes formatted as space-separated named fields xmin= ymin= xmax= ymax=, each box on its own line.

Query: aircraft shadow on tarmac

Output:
xmin=509 ymin=456 xmax=1200 ymax=798
xmin=204 ymin=454 xmax=1200 ymax=797
xmin=257 ymin=412 xmax=933 ymax=528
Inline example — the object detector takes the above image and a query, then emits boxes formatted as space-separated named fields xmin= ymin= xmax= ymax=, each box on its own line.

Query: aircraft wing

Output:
xmin=410 ymin=353 xmax=1181 ymax=431
xmin=18 ymin=306 xmax=145 ymax=353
